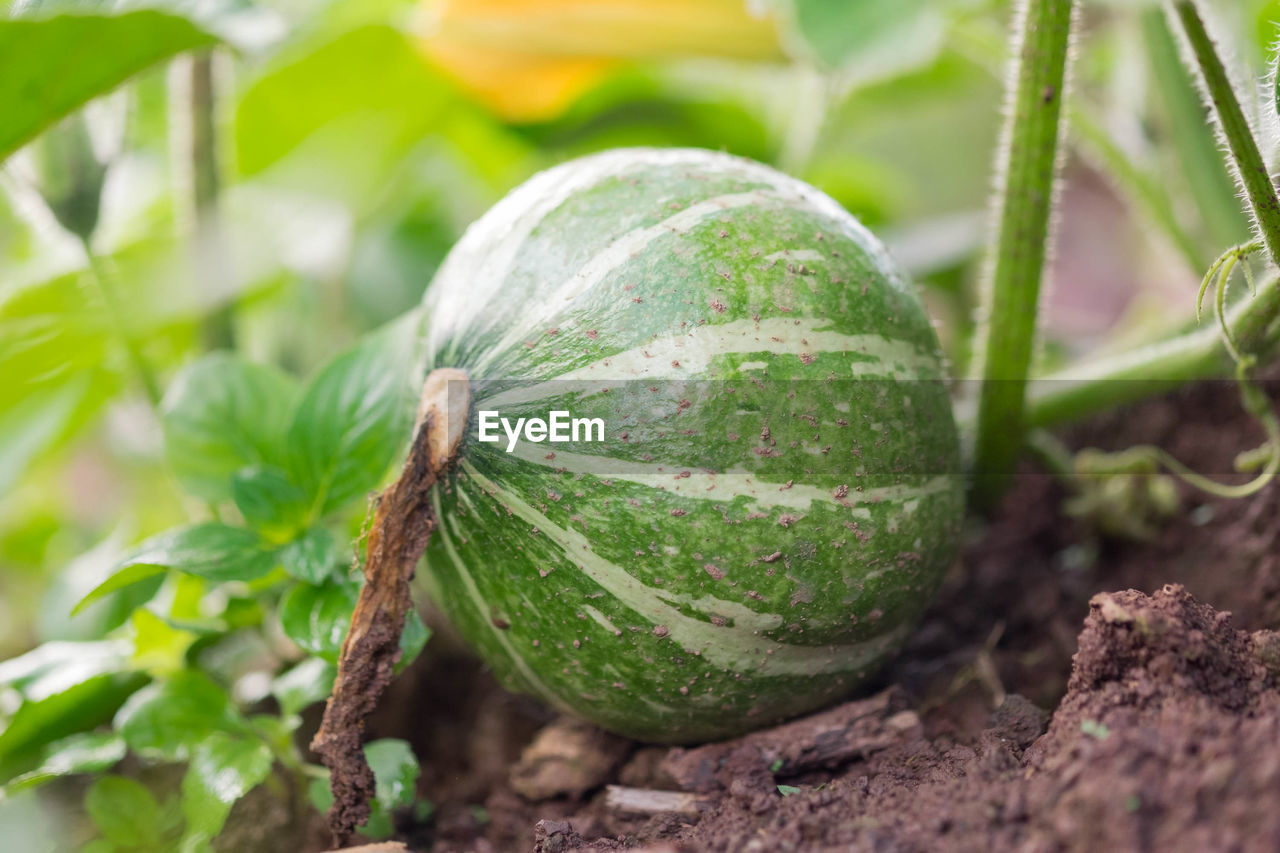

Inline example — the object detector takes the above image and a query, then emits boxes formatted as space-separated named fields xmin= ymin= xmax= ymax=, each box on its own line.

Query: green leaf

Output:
xmin=161 ymin=354 xmax=299 ymax=502
xmin=72 ymin=563 xmax=168 ymax=617
xmin=278 ymin=526 xmax=341 ymax=585
xmin=179 ymin=733 xmax=273 ymax=853
xmin=114 ymin=672 xmax=247 ymax=762
xmin=398 ymin=609 xmax=430 ymax=673
xmin=279 ymin=580 xmax=427 ymax=668
xmin=0 ymin=11 xmax=218 ymax=161
xmin=286 ymin=319 xmax=415 ymax=516
xmin=783 ymin=0 xmax=941 ymax=70
xmin=777 ymin=784 xmax=802 ymax=796
xmin=0 ymin=375 xmax=92 ymax=495
xmin=75 ymin=524 xmax=277 ymax=615
xmin=1 ymin=732 xmax=125 ymax=796
xmin=0 ymin=640 xmax=129 ymax=696
xmin=0 ymin=642 xmax=142 ymax=781
xmin=0 ymin=271 xmax=121 ymax=491
xmin=232 ymin=466 xmax=309 ymax=538
xmin=85 ymin=776 xmax=163 ymax=849
xmin=234 ymin=26 xmax=456 ymax=195
xmin=303 ymin=741 xmax=417 ymax=841
xmin=127 ymin=609 xmax=198 ymax=677
xmin=307 ymin=771 xmax=333 ymax=814
xmin=270 ymin=657 xmax=335 ymax=717
xmin=278 ymin=581 xmax=358 ymax=660
xmin=364 ymin=739 xmax=419 ymax=811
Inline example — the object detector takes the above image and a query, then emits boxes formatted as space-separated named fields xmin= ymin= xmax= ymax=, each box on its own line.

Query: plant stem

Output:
xmin=1141 ymin=8 xmax=1251 ymax=256
xmin=1017 ymin=277 xmax=1280 ymax=428
xmin=313 ymin=368 xmax=470 ymax=847
xmin=189 ymin=52 xmax=235 ymax=351
xmin=1170 ymin=2 xmax=1280 ymax=268
xmin=83 ymin=241 xmax=163 ymax=408
xmin=970 ymin=0 xmax=1076 ymax=508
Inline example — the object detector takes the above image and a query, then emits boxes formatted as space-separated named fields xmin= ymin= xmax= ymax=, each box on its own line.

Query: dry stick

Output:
xmin=311 ymin=368 xmax=470 ymax=847
xmin=604 ymin=786 xmax=706 ymax=817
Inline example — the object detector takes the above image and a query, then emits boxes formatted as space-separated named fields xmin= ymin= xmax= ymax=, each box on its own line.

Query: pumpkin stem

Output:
xmin=311 ymin=367 xmax=471 ymax=847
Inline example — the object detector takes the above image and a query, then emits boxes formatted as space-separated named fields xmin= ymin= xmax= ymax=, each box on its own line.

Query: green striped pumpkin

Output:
xmin=416 ymin=148 xmax=962 ymax=743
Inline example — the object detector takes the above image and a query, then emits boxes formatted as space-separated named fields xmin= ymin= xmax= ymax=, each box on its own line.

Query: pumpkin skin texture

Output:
xmin=417 ymin=148 xmax=962 ymax=743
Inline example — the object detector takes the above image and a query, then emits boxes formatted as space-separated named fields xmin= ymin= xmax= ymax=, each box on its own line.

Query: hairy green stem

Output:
xmin=1017 ymin=277 xmax=1280 ymax=428
xmin=1171 ymin=2 xmax=1280 ymax=268
xmin=83 ymin=242 xmax=163 ymax=407
xmin=1141 ymin=8 xmax=1251 ymax=255
xmin=970 ymin=0 xmax=1076 ymax=508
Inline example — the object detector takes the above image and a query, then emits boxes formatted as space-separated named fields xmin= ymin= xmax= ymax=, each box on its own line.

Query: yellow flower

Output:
xmin=420 ymin=0 xmax=784 ymax=121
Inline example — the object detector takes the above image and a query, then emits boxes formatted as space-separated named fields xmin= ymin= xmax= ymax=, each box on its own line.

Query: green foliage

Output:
xmin=308 ymin=739 xmax=422 ymax=840
xmin=0 ymin=11 xmax=218 ymax=161
xmin=114 ymin=672 xmax=249 ymax=762
xmin=784 ymin=0 xmax=937 ymax=71
xmin=1 ymin=732 xmax=125 ymax=796
xmin=280 ymin=579 xmax=430 ymax=668
xmin=85 ymin=776 xmax=176 ymax=850
xmin=235 ymin=25 xmax=458 ymax=204
xmin=285 ymin=317 xmax=416 ymax=516
xmin=179 ymin=733 xmax=273 ymax=852
xmin=0 ymin=317 xmax=426 ymax=845
xmin=4 ymin=0 xmax=1280 ymax=846
xmin=161 ymin=355 xmax=299 ymax=504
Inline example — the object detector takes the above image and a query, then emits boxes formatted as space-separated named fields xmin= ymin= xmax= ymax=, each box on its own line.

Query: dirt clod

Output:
xmin=511 ymin=719 xmax=633 ymax=801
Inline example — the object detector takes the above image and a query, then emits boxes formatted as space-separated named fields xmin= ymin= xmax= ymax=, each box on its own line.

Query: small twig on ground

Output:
xmin=311 ymin=368 xmax=470 ymax=847
xmin=604 ymin=786 xmax=706 ymax=817
xmin=661 ymin=688 xmax=920 ymax=793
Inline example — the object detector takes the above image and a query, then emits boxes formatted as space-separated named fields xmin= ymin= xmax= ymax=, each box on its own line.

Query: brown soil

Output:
xmin=349 ymin=377 xmax=1280 ymax=853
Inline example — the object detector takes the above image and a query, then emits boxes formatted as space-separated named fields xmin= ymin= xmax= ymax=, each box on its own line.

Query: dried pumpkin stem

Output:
xmin=311 ymin=367 xmax=470 ymax=847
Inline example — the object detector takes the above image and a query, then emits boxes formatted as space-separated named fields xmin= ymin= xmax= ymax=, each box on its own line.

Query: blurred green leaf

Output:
xmin=278 ymin=580 xmax=427 ymax=669
xmin=286 ymin=318 xmax=415 ymax=516
xmin=127 ymin=609 xmax=197 ymax=678
xmin=0 ymin=11 xmax=218 ymax=161
xmin=278 ymin=580 xmax=357 ymax=659
xmin=520 ymin=70 xmax=773 ymax=162
xmin=76 ymin=524 xmax=276 ymax=615
xmin=235 ymin=25 xmax=456 ymax=198
xmin=277 ymin=526 xmax=340 ymax=584
xmin=364 ymin=738 xmax=418 ymax=811
xmin=232 ymin=466 xmax=309 ymax=538
xmin=0 ymin=673 xmax=145 ymax=784
xmin=782 ymin=0 xmax=937 ymax=70
xmin=0 ymin=355 xmax=92 ymax=496
xmin=304 ymin=739 xmax=418 ymax=840
xmin=38 ymin=529 xmax=166 ymax=643
xmin=72 ymin=563 xmax=169 ymax=617
xmin=270 ymin=656 xmax=335 ymax=717
xmin=179 ymin=732 xmax=273 ymax=853
xmin=810 ymin=50 xmax=1001 ymax=223
xmin=161 ymin=354 xmax=299 ymax=502
xmin=113 ymin=523 xmax=272 ymax=584
xmin=1 ymin=731 xmax=125 ymax=796
xmin=85 ymin=775 xmax=163 ymax=849
xmin=0 ymin=271 xmax=121 ymax=490
xmin=399 ymin=608 xmax=430 ymax=673
xmin=31 ymin=112 xmax=107 ymax=240
xmin=0 ymin=640 xmax=128 ymax=695
xmin=114 ymin=671 xmax=247 ymax=762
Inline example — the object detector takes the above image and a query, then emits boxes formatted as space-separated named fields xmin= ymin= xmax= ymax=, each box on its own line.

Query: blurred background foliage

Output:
xmin=3 ymin=0 xmax=1280 ymax=846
